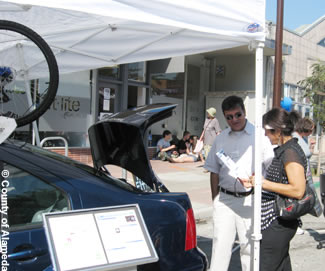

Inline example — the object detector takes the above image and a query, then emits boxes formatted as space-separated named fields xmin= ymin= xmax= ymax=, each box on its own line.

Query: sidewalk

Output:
xmin=150 ymin=160 xmax=213 ymax=220
xmin=310 ymin=152 xmax=325 ymax=174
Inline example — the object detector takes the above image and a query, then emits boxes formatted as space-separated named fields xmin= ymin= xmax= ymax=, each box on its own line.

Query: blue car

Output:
xmin=1 ymin=104 xmax=207 ymax=271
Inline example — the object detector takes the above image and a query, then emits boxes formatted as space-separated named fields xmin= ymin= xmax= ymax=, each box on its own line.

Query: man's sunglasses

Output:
xmin=225 ymin=112 xmax=243 ymax=121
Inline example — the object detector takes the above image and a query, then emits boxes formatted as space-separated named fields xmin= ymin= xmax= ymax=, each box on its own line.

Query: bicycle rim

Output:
xmin=0 ymin=20 xmax=59 ymax=127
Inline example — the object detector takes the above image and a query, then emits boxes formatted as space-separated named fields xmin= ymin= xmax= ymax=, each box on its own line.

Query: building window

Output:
xmin=215 ymin=65 xmax=226 ymax=78
xmin=98 ymin=66 xmax=120 ymax=80
xmin=284 ymin=83 xmax=313 ymax=118
xmin=317 ymin=37 xmax=325 ymax=48
xmin=150 ymin=72 xmax=185 ymax=142
xmin=128 ymin=62 xmax=146 ymax=82
xmin=151 ymin=73 xmax=184 ymax=98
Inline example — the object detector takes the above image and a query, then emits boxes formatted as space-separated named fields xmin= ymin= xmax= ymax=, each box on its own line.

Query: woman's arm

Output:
xmin=199 ymin=130 xmax=204 ymax=141
xmin=262 ymin=162 xmax=306 ymax=199
xmin=240 ymin=162 xmax=306 ymax=199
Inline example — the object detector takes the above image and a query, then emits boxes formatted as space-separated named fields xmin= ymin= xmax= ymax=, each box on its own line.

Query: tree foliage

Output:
xmin=298 ymin=62 xmax=325 ymax=130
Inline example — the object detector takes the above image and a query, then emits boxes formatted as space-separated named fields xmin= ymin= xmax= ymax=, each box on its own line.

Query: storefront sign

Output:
xmin=39 ymin=95 xmax=91 ymax=132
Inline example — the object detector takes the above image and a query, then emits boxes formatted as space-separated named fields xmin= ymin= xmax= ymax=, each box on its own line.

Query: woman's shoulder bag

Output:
xmin=274 ymin=152 xmax=316 ymax=220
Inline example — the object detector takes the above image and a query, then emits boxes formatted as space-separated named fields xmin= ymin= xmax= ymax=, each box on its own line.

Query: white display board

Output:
xmin=43 ymin=204 xmax=158 ymax=271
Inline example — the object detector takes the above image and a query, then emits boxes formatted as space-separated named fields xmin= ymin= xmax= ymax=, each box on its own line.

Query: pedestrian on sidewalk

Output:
xmin=204 ymin=96 xmax=273 ymax=271
xmin=241 ymin=108 xmax=309 ymax=271
xmin=200 ymin=107 xmax=221 ymax=161
xmin=293 ymin=117 xmax=323 ymax=219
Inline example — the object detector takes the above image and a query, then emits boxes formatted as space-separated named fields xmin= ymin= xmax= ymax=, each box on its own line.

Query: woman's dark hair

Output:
xmin=189 ymin=135 xmax=198 ymax=150
xmin=288 ymin=110 xmax=301 ymax=129
xmin=263 ymin=108 xmax=301 ymax=136
xmin=221 ymin=95 xmax=245 ymax=114
xmin=295 ymin=117 xmax=315 ymax=134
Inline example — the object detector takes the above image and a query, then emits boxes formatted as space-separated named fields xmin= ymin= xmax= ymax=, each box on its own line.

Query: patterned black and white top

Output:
xmin=261 ymin=138 xmax=307 ymax=231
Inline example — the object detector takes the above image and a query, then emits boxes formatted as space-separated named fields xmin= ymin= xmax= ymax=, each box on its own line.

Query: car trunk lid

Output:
xmin=88 ymin=103 xmax=177 ymax=191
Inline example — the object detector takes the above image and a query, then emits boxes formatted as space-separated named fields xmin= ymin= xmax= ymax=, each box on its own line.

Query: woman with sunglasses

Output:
xmin=241 ymin=107 xmax=307 ymax=271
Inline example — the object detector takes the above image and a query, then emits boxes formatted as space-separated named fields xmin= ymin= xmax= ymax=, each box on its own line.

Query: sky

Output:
xmin=266 ymin=0 xmax=325 ymax=31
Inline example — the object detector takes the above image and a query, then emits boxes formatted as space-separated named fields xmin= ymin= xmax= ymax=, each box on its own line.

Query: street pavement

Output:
xmin=148 ymin=160 xmax=325 ymax=271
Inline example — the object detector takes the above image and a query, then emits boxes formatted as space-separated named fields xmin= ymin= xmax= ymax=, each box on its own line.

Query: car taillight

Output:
xmin=185 ymin=208 xmax=197 ymax=251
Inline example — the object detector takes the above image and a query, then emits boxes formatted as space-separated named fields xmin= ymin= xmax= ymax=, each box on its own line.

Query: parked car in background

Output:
xmin=2 ymin=104 xmax=207 ymax=271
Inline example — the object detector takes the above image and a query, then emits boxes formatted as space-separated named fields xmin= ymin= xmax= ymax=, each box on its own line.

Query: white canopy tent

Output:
xmin=0 ymin=0 xmax=265 ymax=76
xmin=0 ymin=0 xmax=266 ymax=270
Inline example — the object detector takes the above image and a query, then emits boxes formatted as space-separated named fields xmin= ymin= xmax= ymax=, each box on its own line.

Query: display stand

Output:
xmin=43 ymin=204 xmax=158 ymax=271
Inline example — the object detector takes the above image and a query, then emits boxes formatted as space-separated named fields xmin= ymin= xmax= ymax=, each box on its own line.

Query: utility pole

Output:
xmin=273 ymin=0 xmax=284 ymax=108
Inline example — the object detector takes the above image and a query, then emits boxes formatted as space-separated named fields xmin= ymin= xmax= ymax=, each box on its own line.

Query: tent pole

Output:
xmin=17 ymin=43 xmax=41 ymax=146
xmin=182 ymin=57 xmax=188 ymax=131
xmin=252 ymin=41 xmax=264 ymax=271
xmin=273 ymin=0 xmax=284 ymax=108
xmin=23 ymin=79 xmax=40 ymax=146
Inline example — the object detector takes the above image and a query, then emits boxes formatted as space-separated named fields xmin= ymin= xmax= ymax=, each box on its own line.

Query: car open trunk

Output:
xmin=88 ymin=103 xmax=177 ymax=191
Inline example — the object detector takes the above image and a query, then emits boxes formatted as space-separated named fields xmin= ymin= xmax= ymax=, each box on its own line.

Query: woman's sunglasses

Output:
xmin=225 ymin=112 xmax=243 ymax=121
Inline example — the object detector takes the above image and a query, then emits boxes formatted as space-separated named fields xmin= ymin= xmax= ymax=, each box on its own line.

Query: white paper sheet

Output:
xmin=95 ymin=209 xmax=151 ymax=263
xmin=48 ymin=214 xmax=107 ymax=271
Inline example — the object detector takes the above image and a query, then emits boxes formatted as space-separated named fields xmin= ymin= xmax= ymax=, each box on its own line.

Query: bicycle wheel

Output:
xmin=0 ymin=20 xmax=59 ymax=127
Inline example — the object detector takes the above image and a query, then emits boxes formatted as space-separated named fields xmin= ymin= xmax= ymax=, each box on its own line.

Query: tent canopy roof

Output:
xmin=0 ymin=0 xmax=265 ymax=75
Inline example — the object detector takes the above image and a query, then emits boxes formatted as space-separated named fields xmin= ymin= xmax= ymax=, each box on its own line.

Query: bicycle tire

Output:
xmin=0 ymin=20 xmax=59 ymax=127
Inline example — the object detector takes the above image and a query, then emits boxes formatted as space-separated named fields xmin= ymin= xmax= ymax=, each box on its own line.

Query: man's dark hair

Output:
xmin=183 ymin=130 xmax=190 ymax=137
xmin=221 ymin=95 xmax=245 ymax=114
xmin=163 ymin=130 xmax=172 ymax=138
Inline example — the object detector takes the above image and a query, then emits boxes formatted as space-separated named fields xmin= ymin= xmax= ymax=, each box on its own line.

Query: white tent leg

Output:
xmin=182 ymin=57 xmax=188 ymax=131
xmin=32 ymin=121 xmax=41 ymax=146
xmin=23 ymin=79 xmax=41 ymax=146
xmin=252 ymin=41 xmax=264 ymax=271
xmin=17 ymin=43 xmax=41 ymax=146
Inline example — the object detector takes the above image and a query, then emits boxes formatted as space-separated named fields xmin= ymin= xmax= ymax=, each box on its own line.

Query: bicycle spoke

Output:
xmin=0 ymin=20 xmax=58 ymax=127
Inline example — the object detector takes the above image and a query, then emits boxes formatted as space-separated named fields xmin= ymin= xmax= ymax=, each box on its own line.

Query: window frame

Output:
xmin=1 ymin=161 xmax=71 ymax=232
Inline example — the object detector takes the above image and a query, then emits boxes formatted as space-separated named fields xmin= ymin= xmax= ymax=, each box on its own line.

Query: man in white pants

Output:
xmin=204 ymin=96 xmax=273 ymax=271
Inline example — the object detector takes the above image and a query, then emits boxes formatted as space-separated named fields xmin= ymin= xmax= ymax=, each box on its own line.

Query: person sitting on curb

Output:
xmin=177 ymin=130 xmax=191 ymax=154
xmin=156 ymin=130 xmax=178 ymax=161
xmin=168 ymin=136 xmax=204 ymax=163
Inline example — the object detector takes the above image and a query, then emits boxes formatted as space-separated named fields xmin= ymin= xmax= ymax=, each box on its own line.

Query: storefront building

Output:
xmin=15 ymin=41 xmax=283 ymax=155
xmin=267 ymin=16 xmax=325 ymax=117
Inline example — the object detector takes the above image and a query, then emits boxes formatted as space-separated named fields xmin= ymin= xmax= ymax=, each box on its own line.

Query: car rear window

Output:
xmin=6 ymin=140 xmax=143 ymax=193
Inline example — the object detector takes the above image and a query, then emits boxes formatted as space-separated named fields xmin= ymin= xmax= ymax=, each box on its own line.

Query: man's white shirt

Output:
xmin=204 ymin=121 xmax=274 ymax=193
